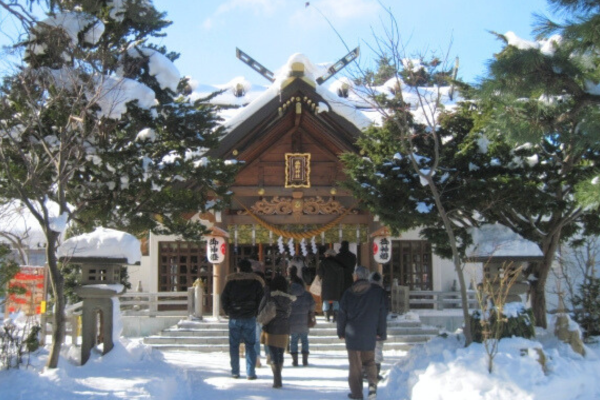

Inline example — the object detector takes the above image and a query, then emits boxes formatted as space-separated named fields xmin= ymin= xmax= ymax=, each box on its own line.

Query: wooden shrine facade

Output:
xmin=203 ymin=62 xmax=378 ymax=278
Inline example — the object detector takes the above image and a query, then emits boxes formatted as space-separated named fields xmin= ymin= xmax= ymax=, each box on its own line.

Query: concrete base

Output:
xmin=415 ymin=310 xmax=466 ymax=333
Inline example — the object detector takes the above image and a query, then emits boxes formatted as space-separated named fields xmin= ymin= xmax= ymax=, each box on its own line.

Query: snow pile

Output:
xmin=107 ymin=0 xmax=152 ymax=22
xmin=124 ymin=47 xmax=180 ymax=92
xmin=94 ymin=75 xmax=157 ymax=120
xmin=57 ymin=227 xmax=142 ymax=264
xmin=28 ymin=8 xmax=180 ymax=120
xmin=504 ymin=31 xmax=600 ymax=96
xmin=30 ymin=12 xmax=104 ymax=55
xmin=381 ymin=329 xmax=600 ymax=400
xmin=504 ymin=31 xmax=562 ymax=56
xmin=0 ymin=327 xmax=598 ymax=399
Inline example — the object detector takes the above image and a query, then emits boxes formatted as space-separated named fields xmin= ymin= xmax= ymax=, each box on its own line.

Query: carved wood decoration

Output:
xmin=285 ymin=153 xmax=310 ymax=188
xmin=239 ymin=196 xmax=355 ymax=219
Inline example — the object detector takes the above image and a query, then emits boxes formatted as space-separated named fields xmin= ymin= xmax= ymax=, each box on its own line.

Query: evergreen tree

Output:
xmin=474 ymin=0 xmax=600 ymax=328
xmin=572 ymin=276 xmax=600 ymax=341
xmin=343 ymin=7 xmax=478 ymax=344
xmin=0 ymin=0 xmax=237 ymax=368
xmin=0 ymin=243 xmax=21 ymax=301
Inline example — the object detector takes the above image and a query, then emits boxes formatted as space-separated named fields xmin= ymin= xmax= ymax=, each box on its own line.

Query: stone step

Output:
xmin=143 ymin=315 xmax=439 ymax=353
xmin=144 ymin=333 xmax=435 ymax=346
xmin=144 ymin=340 xmax=420 ymax=353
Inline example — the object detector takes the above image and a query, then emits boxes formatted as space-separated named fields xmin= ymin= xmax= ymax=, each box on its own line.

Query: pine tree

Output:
xmin=572 ymin=276 xmax=600 ymax=341
xmin=0 ymin=1 xmax=237 ymax=368
xmin=474 ymin=0 xmax=600 ymax=328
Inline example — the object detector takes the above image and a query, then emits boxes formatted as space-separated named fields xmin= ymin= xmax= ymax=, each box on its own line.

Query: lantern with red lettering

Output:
xmin=373 ymin=236 xmax=392 ymax=264
xmin=371 ymin=226 xmax=393 ymax=264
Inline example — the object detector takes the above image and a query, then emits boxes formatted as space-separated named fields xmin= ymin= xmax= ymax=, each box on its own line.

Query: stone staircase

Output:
xmin=143 ymin=315 xmax=439 ymax=353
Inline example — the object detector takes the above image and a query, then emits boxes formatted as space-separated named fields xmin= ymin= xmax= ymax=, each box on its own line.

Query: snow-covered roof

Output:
xmin=189 ymin=53 xmax=458 ymax=134
xmin=57 ymin=227 xmax=142 ymax=264
xmin=465 ymin=223 xmax=543 ymax=261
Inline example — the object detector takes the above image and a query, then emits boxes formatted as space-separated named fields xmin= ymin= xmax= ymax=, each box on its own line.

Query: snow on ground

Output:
xmin=1 ymin=319 xmax=600 ymax=400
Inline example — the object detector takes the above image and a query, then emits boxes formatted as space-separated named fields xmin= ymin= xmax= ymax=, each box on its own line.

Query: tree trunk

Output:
xmin=429 ymin=180 xmax=473 ymax=345
xmin=45 ymin=232 xmax=65 ymax=369
xmin=530 ymin=232 xmax=561 ymax=329
xmin=456 ymin=258 xmax=473 ymax=345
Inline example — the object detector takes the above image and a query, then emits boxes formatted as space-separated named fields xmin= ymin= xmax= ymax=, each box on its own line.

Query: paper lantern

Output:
xmin=373 ymin=236 xmax=392 ymax=264
xmin=206 ymin=236 xmax=227 ymax=264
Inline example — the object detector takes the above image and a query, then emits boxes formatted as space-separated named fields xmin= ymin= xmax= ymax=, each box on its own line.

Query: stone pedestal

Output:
xmin=76 ymin=284 xmax=125 ymax=365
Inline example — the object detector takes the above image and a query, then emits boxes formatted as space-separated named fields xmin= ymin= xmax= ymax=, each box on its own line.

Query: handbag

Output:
xmin=309 ymin=275 xmax=322 ymax=296
xmin=257 ymin=300 xmax=276 ymax=325
xmin=307 ymin=311 xmax=316 ymax=328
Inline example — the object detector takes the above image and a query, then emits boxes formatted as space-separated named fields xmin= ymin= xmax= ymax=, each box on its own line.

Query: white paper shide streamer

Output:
xmin=278 ymin=236 xmax=285 ymax=254
xmin=301 ymin=238 xmax=308 ymax=256
xmin=288 ymin=238 xmax=295 ymax=256
xmin=311 ymin=236 xmax=318 ymax=254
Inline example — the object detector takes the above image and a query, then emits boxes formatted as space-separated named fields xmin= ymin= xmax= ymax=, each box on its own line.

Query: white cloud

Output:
xmin=292 ymin=0 xmax=380 ymax=27
xmin=201 ymin=18 xmax=213 ymax=31
xmin=215 ymin=0 xmax=286 ymax=16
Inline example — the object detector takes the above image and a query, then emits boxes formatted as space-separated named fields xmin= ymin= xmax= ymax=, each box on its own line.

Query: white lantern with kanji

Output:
xmin=206 ymin=236 xmax=227 ymax=264
xmin=373 ymin=236 xmax=392 ymax=264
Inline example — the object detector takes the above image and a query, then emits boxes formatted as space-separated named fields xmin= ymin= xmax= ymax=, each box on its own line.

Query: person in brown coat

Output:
xmin=258 ymin=275 xmax=296 ymax=388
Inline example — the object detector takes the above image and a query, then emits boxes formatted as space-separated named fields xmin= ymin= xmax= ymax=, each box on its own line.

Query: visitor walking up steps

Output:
xmin=335 ymin=240 xmax=357 ymax=293
xmin=220 ymin=259 xmax=265 ymax=380
xmin=337 ymin=266 xmax=387 ymax=400
xmin=317 ymin=248 xmax=344 ymax=322
xmin=259 ymin=275 xmax=296 ymax=388
xmin=288 ymin=266 xmax=316 ymax=367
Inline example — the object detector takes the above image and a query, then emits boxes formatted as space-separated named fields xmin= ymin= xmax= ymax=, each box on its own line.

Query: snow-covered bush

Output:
xmin=470 ymin=305 xmax=536 ymax=343
xmin=0 ymin=314 xmax=41 ymax=370
xmin=571 ymin=276 xmax=600 ymax=342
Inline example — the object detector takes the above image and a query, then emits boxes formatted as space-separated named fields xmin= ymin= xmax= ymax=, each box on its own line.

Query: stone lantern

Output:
xmin=62 ymin=257 xmax=126 ymax=365
xmin=57 ymin=227 xmax=141 ymax=365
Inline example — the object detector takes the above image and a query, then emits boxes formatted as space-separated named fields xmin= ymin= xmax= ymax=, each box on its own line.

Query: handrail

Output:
xmin=391 ymin=287 xmax=480 ymax=312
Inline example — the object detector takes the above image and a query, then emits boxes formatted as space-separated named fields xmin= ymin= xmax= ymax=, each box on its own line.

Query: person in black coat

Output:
xmin=220 ymin=259 xmax=265 ymax=380
xmin=317 ymin=248 xmax=345 ymax=321
xmin=258 ymin=275 xmax=296 ymax=388
xmin=288 ymin=267 xmax=316 ymax=366
xmin=335 ymin=240 xmax=357 ymax=293
xmin=337 ymin=266 xmax=387 ymax=400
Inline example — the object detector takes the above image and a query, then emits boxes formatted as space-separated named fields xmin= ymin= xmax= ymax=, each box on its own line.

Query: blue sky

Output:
xmin=151 ymin=0 xmax=552 ymax=85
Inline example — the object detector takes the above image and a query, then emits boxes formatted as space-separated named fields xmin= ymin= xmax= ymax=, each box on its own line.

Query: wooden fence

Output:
xmin=55 ymin=288 xmax=479 ymax=343
xmin=390 ymin=286 xmax=479 ymax=314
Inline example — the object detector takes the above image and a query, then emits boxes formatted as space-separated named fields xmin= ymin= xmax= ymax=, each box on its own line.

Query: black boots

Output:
xmin=271 ymin=363 xmax=282 ymax=388
xmin=325 ymin=308 xmax=338 ymax=322
xmin=291 ymin=352 xmax=308 ymax=366
xmin=302 ymin=352 xmax=309 ymax=366
xmin=376 ymin=363 xmax=383 ymax=380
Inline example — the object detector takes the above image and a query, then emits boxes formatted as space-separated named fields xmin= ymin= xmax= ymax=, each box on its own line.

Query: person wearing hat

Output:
xmin=317 ymin=248 xmax=345 ymax=322
xmin=337 ymin=266 xmax=387 ymax=400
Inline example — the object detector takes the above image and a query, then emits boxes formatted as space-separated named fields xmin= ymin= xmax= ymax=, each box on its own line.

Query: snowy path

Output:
xmin=161 ymin=349 xmax=408 ymax=400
